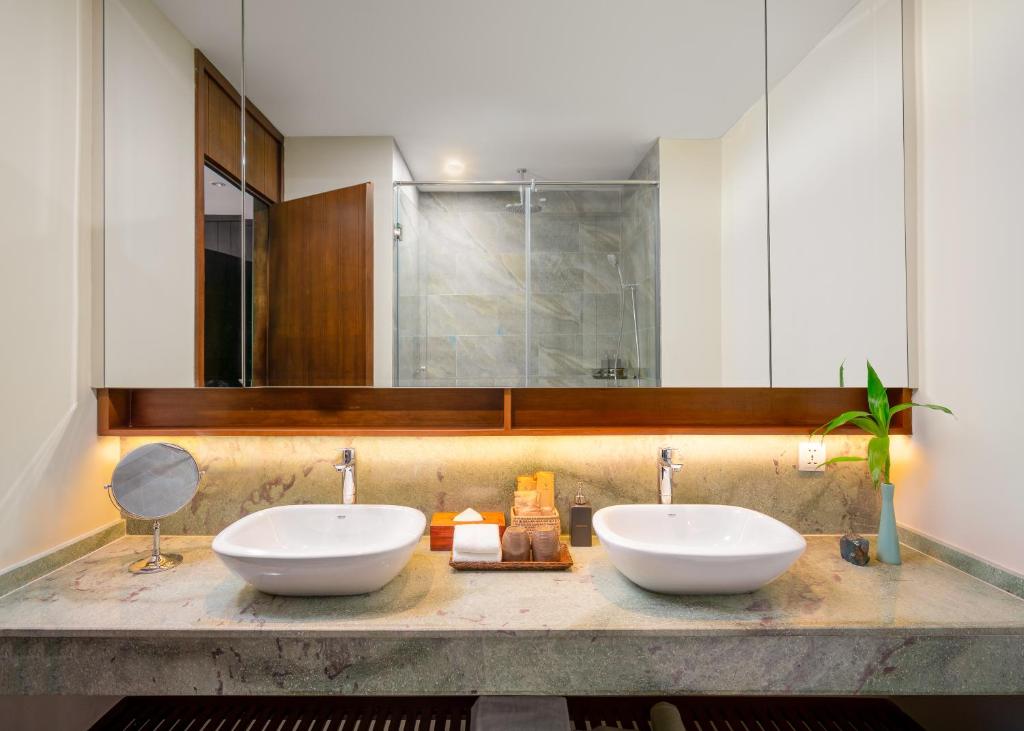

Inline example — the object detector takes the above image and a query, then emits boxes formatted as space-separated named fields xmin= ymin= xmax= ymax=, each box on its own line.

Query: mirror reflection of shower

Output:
xmin=595 ymin=253 xmax=642 ymax=386
xmin=394 ymin=175 xmax=659 ymax=387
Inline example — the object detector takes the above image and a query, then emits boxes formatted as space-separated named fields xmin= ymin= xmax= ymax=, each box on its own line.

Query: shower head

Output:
xmin=504 ymin=167 xmax=543 ymax=214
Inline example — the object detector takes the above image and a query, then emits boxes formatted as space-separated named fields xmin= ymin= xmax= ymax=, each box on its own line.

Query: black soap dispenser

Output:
xmin=569 ymin=484 xmax=593 ymax=547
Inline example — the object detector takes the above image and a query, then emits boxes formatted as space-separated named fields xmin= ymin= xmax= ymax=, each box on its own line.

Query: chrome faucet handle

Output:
xmin=658 ymin=446 xmax=682 ymax=469
xmin=657 ymin=447 xmax=682 ymax=505
xmin=334 ymin=448 xmax=357 ymax=505
xmin=333 ymin=447 xmax=356 ymax=470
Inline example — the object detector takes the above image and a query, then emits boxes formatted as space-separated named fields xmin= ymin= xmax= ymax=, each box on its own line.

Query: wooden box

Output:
xmin=429 ymin=512 xmax=506 ymax=551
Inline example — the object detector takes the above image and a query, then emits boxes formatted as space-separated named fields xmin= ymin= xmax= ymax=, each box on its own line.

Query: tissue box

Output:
xmin=429 ymin=512 xmax=506 ymax=551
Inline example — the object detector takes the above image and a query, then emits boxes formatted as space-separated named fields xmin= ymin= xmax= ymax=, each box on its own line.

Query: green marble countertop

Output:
xmin=1 ymin=536 xmax=1022 ymax=696
xmin=1 ymin=535 xmax=1022 ymax=637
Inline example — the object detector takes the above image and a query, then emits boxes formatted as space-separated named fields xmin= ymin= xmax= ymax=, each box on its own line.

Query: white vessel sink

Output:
xmin=212 ymin=504 xmax=426 ymax=596
xmin=593 ymin=504 xmax=806 ymax=595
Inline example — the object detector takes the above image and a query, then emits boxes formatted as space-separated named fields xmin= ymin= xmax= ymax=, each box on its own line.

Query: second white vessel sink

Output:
xmin=593 ymin=504 xmax=806 ymax=594
xmin=213 ymin=504 xmax=426 ymax=596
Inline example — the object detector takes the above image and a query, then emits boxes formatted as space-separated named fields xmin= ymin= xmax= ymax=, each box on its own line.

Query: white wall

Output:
xmin=658 ymin=139 xmax=723 ymax=386
xmin=0 ymin=0 xmax=120 ymax=573
xmin=284 ymin=136 xmax=404 ymax=386
xmin=104 ymin=0 xmax=195 ymax=386
xmin=720 ymin=98 xmax=770 ymax=386
xmin=768 ymin=0 xmax=908 ymax=387
xmin=894 ymin=0 xmax=1024 ymax=575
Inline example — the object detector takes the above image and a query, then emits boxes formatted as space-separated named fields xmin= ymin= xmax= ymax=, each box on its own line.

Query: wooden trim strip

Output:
xmin=193 ymin=50 xmax=208 ymax=387
xmin=502 ymin=389 xmax=513 ymax=432
xmin=97 ymin=387 xmax=912 ymax=437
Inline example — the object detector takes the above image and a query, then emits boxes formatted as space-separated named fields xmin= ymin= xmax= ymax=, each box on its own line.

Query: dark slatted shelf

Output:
xmin=567 ymin=696 xmax=924 ymax=730
xmin=91 ymin=695 xmax=924 ymax=731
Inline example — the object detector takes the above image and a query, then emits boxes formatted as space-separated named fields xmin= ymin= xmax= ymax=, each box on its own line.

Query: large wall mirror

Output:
xmin=102 ymin=0 xmax=910 ymax=389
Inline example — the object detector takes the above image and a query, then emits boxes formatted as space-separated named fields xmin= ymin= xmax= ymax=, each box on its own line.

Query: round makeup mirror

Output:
xmin=105 ymin=443 xmax=201 ymax=574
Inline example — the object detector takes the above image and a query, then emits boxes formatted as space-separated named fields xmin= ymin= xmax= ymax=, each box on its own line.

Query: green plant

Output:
xmin=813 ymin=361 xmax=953 ymax=487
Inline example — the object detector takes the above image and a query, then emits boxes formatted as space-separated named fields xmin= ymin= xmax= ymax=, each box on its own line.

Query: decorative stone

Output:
xmin=840 ymin=533 xmax=870 ymax=566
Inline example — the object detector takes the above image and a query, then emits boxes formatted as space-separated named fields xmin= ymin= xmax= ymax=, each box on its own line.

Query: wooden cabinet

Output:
xmin=195 ymin=51 xmax=282 ymax=204
xmin=194 ymin=51 xmax=284 ymax=386
xmin=246 ymin=113 xmax=282 ymax=202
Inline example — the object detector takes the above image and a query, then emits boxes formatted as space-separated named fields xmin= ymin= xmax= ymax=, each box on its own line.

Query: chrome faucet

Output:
xmin=333 ymin=448 xmax=357 ymax=504
xmin=657 ymin=447 xmax=682 ymax=504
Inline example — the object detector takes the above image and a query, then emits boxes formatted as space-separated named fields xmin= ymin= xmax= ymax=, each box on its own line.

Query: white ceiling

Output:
xmin=156 ymin=0 xmax=857 ymax=181
xmin=204 ymin=165 xmax=253 ymax=217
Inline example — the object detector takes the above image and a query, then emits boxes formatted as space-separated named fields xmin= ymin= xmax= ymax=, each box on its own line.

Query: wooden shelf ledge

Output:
xmin=97 ymin=387 xmax=911 ymax=436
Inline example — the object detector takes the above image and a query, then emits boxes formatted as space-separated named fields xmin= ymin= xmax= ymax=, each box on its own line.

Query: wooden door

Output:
xmin=253 ymin=182 xmax=374 ymax=386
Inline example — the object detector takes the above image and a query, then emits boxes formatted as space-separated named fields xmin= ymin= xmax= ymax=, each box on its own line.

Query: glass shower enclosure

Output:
xmin=394 ymin=179 xmax=659 ymax=387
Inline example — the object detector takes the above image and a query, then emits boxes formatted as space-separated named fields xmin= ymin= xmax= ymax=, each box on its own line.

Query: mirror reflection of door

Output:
xmin=251 ymin=183 xmax=374 ymax=386
xmin=202 ymin=165 xmax=250 ymax=387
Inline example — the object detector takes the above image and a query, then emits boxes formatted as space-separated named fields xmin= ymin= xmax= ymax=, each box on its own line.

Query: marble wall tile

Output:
xmin=426 ymin=294 xmax=524 ymax=337
xmin=396 ymin=295 xmax=422 ymax=337
xmin=531 ymin=215 xmax=579 ymax=252
xmin=454 ymin=252 xmax=525 ymax=296
xmin=533 ymin=333 xmax=586 ymax=377
xmin=422 ymin=250 xmax=458 ymax=295
xmin=422 ymin=191 xmax=520 ymax=214
xmin=640 ymin=322 xmax=658 ymax=381
xmin=396 ymin=336 xmax=456 ymax=381
xmin=400 ymin=378 xmax=457 ymax=388
xmin=458 ymin=211 xmax=525 ymax=254
xmin=581 ymin=252 xmax=623 ymax=293
xmin=121 ymin=434 xmax=884 ymax=536
xmin=530 ymin=252 xmax=582 ymax=293
xmin=581 ymin=292 xmax=622 ymax=333
xmin=455 ymin=335 xmax=526 ymax=379
xmin=498 ymin=295 xmax=528 ymax=336
xmin=396 ymin=242 xmax=422 ymax=297
xmin=531 ymin=293 xmax=582 ymax=334
xmin=453 ymin=378 xmax=496 ymax=387
xmin=580 ymin=216 xmax=622 ymax=252
xmin=540 ymin=190 xmax=622 ymax=214
xmin=528 ymin=375 xmax=596 ymax=387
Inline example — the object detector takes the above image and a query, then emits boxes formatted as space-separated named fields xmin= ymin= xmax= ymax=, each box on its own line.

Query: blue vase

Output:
xmin=877 ymin=482 xmax=901 ymax=565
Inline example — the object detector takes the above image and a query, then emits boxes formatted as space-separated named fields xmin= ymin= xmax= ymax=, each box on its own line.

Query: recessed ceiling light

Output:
xmin=444 ymin=159 xmax=465 ymax=175
xmin=211 ymin=181 xmax=227 ymax=188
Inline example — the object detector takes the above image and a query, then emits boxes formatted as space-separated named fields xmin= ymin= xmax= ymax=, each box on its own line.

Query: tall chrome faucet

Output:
xmin=657 ymin=447 xmax=683 ymax=504
xmin=334 ymin=448 xmax=357 ymax=504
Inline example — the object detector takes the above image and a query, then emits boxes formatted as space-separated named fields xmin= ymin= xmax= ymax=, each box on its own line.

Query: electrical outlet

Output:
xmin=799 ymin=441 xmax=827 ymax=472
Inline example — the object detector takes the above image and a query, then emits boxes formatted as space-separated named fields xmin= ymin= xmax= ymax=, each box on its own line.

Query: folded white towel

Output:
xmin=452 ymin=547 xmax=501 ymax=563
xmin=452 ymin=507 xmax=484 ymax=523
xmin=453 ymin=524 xmax=501 ymax=559
xmin=470 ymin=696 xmax=570 ymax=731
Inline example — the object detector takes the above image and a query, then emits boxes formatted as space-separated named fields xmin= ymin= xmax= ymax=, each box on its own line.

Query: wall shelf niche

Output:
xmin=97 ymin=387 xmax=912 ymax=437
